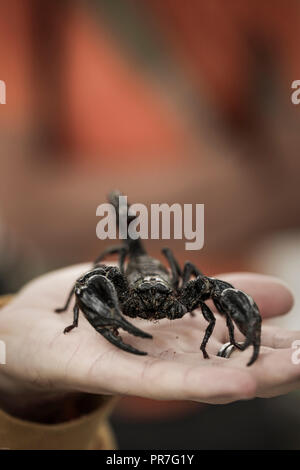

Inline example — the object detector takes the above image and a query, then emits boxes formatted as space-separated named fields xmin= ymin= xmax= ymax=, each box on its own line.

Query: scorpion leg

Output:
xmin=179 ymin=274 xmax=210 ymax=312
xmin=182 ymin=262 xmax=203 ymax=287
xmin=55 ymin=286 xmax=75 ymax=313
xmin=180 ymin=265 xmax=206 ymax=317
xmin=94 ymin=245 xmax=123 ymax=264
xmin=64 ymin=304 xmax=79 ymax=333
xmin=94 ymin=245 xmax=128 ymax=272
xmin=162 ymin=247 xmax=182 ymax=288
xmin=199 ymin=301 xmax=216 ymax=359
xmin=179 ymin=274 xmax=217 ymax=355
xmin=118 ymin=247 xmax=129 ymax=274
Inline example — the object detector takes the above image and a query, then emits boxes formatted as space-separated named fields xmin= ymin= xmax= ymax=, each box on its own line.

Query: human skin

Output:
xmin=0 ymin=264 xmax=299 ymax=420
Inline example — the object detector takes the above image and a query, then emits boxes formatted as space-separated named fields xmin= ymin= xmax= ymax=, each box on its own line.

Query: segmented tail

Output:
xmin=108 ymin=190 xmax=146 ymax=256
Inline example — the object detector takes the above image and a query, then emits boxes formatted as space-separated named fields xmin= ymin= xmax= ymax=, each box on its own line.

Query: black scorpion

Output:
xmin=55 ymin=191 xmax=262 ymax=366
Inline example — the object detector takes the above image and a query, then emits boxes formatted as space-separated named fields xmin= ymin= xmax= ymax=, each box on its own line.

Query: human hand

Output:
xmin=0 ymin=264 xmax=298 ymax=416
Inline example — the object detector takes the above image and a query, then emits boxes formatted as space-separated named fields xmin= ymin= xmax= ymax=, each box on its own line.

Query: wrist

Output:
xmin=0 ymin=294 xmax=74 ymax=422
xmin=0 ymin=374 xmax=69 ymax=422
xmin=0 ymin=385 xmax=107 ymax=424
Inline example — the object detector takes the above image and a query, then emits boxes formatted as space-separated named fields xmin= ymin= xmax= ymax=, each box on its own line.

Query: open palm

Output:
xmin=0 ymin=264 xmax=299 ymax=410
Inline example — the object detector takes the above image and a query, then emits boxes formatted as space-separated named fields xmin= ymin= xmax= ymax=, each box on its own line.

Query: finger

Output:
xmin=70 ymin=352 xmax=257 ymax=404
xmin=223 ymin=322 xmax=300 ymax=349
xmin=260 ymin=326 xmax=300 ymax=349
xmin=250 ymin=348 xmax=300 ymax=397
xmin=217 ymin=272 xmax=294 ymax=319
xmin=227 ymin=345 xmax=300 ymax=397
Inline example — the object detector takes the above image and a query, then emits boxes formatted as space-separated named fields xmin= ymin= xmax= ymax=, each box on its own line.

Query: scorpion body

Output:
xmin=56 ymin=191 xmax=262 ymax=365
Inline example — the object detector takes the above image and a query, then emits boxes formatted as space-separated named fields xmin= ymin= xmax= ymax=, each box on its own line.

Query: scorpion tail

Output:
xmin=108 ymin=189 xmax=146 ymax=256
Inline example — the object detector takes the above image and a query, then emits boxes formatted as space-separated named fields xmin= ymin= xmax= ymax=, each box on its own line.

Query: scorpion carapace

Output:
xmin=55 ymin=190 xmax=262 ymax=366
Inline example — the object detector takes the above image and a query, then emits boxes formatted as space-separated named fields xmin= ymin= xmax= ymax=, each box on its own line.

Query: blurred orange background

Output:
xmin=0 ymin=0 xmax=299 ymax=444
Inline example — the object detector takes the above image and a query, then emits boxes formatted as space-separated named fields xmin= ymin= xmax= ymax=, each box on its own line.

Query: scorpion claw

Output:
xmin=97 ymin=327 xmax=148 ymax=355
xmin=115 ymin=315 xmax=152 ymax=339
xmin=77 ymin=274 xmax=152 ymax=354
xmin=219 ymin=289 xmax=262 ymax=366
xmin=247 ymin=344 xmax=260 ymax=367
